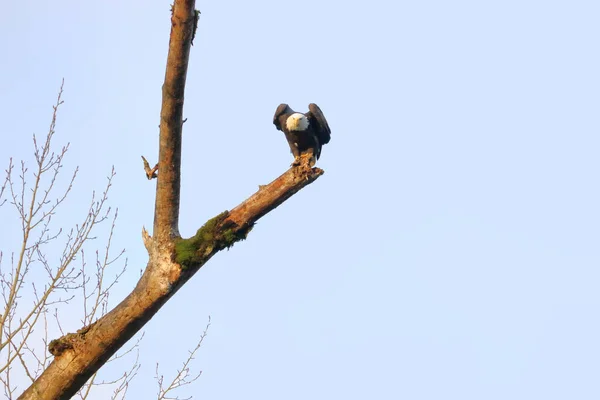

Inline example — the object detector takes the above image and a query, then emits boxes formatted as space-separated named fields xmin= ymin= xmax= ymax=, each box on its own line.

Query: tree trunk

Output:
xmin=18 ymin=1 xmax=324 ymax=399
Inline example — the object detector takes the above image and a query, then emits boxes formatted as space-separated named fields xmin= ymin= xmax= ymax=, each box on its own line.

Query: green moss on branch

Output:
xmin=175 ymin=211 xmax=252 ymax=268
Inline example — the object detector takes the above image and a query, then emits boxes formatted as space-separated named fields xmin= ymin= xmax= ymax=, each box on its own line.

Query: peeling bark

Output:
xmin=18 ymin=1 xmax=326 ymax=399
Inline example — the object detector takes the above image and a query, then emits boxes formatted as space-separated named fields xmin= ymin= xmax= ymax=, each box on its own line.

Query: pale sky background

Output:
xmin=1 ymin=1 xmax=600 ymax=399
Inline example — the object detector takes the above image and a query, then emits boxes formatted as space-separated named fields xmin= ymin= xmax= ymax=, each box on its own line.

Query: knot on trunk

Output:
xmin=48 ymin=322 xmax=96 ymax=357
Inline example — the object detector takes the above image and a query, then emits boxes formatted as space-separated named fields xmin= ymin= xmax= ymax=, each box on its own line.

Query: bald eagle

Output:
xmin=273 ymin=103 xmax=331 ymax=166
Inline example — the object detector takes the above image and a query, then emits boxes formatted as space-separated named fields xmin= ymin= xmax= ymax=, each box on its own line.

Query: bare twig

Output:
xmin=156 ymin=317 xmax=210 ymax=400
xmin=0 ymin=82 xmax=136 ymax=399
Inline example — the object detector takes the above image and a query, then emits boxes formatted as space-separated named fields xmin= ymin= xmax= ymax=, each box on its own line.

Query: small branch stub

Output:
xmin=142 ymin=226 xmax=153 ymax=252
xmin=191 ymin=9 xmax=200 ymax=45
xmin=142 ymin=156 xmax=159 ymax=180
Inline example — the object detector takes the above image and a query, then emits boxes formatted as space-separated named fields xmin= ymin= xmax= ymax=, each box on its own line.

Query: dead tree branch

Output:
xmin=153 ymin=0 xmax=197 ymax=243
xmin=18 ymin=0 xmax=326 ymax=398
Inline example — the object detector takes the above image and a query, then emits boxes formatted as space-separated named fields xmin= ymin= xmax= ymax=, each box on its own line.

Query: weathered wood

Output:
xmin=19 ymin=165 xmax=323 ymax=400
xmin=153 ymin=0 xmax=197 ymax=242
xmin=227 ymin=165 xmax=324 ymax=228
xmin=18 ymin=2 xmax=198 ymax=398
xmin=18 ymin=1 xmax=326 ymax=398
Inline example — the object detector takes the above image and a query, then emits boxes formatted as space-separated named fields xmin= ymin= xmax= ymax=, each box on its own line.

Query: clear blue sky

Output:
xmin=1 ymin=1 xmax=600 ymax=398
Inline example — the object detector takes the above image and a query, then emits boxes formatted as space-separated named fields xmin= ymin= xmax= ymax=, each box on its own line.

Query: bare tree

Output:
xmin=0 ymin=83 xmax=142 ymax=399
xmin=10 ymin=0 xmax=324 ymax=399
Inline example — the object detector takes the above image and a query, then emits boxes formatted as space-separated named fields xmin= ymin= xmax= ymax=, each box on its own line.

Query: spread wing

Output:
xmin=273 ymin=103 xmax=293 ymax=131
xmin=307 ymin=103 xmax=331 ymax=144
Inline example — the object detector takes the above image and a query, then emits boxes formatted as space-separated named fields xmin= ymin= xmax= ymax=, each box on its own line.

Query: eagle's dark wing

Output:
xmin=273 ymin=103 xmax=293 ymax=131
xmin=307 ymin=103 xmax=331 ymax=144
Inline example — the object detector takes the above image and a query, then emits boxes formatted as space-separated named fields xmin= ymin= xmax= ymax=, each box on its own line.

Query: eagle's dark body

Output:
xmin=273 ymin=103 xmax=331 ymax=165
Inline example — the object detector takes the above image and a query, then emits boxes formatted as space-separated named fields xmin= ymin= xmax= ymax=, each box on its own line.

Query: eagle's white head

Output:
xmin=286 ymin=113 xmax=309 ymax=131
